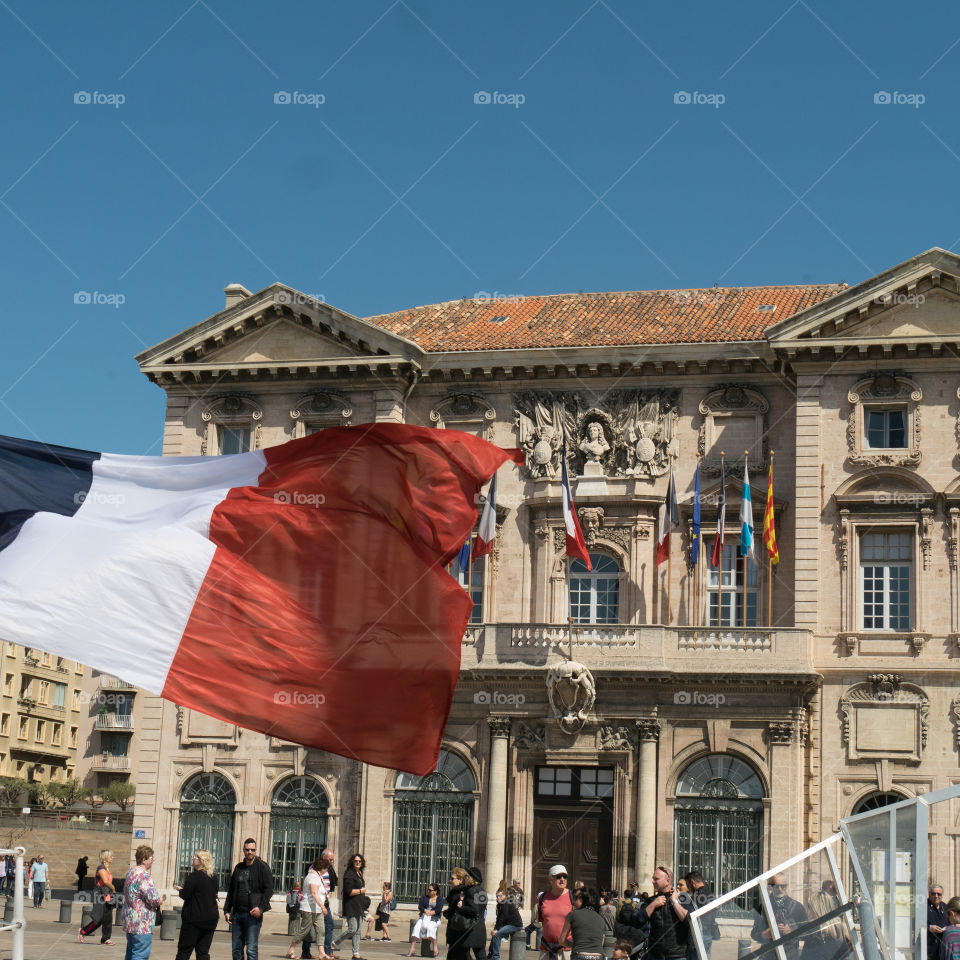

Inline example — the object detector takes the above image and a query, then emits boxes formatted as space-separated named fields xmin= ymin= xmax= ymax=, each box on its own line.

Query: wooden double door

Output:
xmin=532 ymin=803 xmax=613 ymax=896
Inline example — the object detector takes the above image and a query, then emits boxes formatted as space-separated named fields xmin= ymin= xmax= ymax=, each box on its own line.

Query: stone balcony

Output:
xmin=461 ymin=623 xmax=816 ymax=677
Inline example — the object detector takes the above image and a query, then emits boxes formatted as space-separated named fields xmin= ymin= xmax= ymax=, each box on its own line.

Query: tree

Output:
xmin=83 ymin=787 xmax=104 ymax=814
xmin=102 ymin=782 xmax=135 ymax=810
xmin=0 ymin=777 xmax=28 ymax=809
xmin=59 ymin=777 xmax=86 ymax=808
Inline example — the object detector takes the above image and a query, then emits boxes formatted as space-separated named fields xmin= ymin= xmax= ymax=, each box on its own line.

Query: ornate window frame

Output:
xmin=289 ymin=391 xmax=352 ymax=438
xmin=846 ymin=372 xmax=921 ymax=467
xmin=834 ymin=470 xmax=933 ymax=654
xmin=697 ymin=385 xmax=768 ymax=474
xmin=429 ymin=393 xmax=496 ymax=440
xmin=200 ymin=393 xmax=262 ymax=455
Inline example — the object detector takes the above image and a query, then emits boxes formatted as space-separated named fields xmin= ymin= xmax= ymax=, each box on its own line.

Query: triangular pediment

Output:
xmin=766 ymin=247 xmax=960 ymax=349
xmin=136 ymin=283 xmax=423 ymax=379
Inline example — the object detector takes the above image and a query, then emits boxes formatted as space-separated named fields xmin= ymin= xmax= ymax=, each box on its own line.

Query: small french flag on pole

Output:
xmin=473 ymin=472 xmax=498 ymax=557
xmin=560 ymin=438 xmax=591 ymax=570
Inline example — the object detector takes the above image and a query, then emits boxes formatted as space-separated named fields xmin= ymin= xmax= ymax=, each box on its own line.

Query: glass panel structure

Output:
xmin=270 ymin=777 xmax=330 ymax=893
xmin=707 ymin=544 xmax=759 ymax=627
xmin=866 ymin=410 xmax=907 ymax=449
xmin=177 ymin=772 xmax=237 ymax=891
xmin=674 ymin=755 xmax=764 ymax=914
xmin=861 ymin=532 xmax=911 ymax=630
xmin=393 ymin=750 xmax=474 ymax=902
xmin=569 ymin=555 xmax=619 ymax=624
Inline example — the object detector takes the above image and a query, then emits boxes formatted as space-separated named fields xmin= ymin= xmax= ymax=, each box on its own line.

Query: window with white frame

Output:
xmin=216 ymin=425 xmax=251 ymax=455
xmin=707 ymin=543 xmax=759 ymax=627
xmin=865 ymin=408 xmax=907 ymax=449
xmin=860 ymin=530 xmax=912 ymax=630
xmin=446 ymin=553 xmax=484 ymax=624
xmin=569 ymin=554 xmax=619 ymax=624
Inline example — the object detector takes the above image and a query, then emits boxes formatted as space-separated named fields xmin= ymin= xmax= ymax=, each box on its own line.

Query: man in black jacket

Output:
xmin=224 ymin=838 xmax=274 ymax=960
xmin=645 ymin=867 xmax=692 ymax=960
xmin=751 ymin=875 xmax=806 ymax=960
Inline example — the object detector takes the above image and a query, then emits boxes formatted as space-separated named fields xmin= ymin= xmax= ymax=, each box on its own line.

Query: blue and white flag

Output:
xmin=740 ymin=460 xmax=755 ymax=559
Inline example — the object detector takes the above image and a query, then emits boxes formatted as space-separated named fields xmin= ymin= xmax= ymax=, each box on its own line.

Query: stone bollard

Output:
xmin=509 ymin=929 xmax=526 ymax=960
xmin=59 ymin=900 xmax=73 ymax=923
xmin=160 ymin=911 xmax=177 ymax=940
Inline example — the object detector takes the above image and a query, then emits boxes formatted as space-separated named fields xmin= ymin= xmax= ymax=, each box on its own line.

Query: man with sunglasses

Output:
xmin=928 ymin=885 xmax=947 ymax=960
xmin=645 ymin=866 xmax=691 ymax=960
xmin=751 ymin=875 xmax=806 ymax=960
xmin=537 ymin=865 xmax=575 ymax=960
xmin=225 ymin=838 xmax=274 ymax=960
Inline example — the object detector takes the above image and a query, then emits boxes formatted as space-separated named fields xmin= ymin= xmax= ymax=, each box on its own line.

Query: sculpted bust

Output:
xmin=579 ymin=421 xmax=610 ymax=463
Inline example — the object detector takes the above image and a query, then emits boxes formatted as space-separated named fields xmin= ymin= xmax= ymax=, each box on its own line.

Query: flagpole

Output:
xmin=667 ymin=456 xmax=674 ymax=625
xmin=718 ymin=451 xmax=725 ymax=630
xmin=743 ymin=450 xmax=749 ymax=631
xmin=695 ymin=454 xmax=701 ymax=628
xmin=768 ymin=451 xmax=774 ymax=628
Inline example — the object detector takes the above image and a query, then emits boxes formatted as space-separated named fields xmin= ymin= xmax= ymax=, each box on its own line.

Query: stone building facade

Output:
xmin=131 ymin=247 xmax=960 ymax=907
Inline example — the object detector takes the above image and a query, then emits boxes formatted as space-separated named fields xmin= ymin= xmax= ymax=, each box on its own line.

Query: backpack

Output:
xmin=536 ymin=889 xmax=575 ymax=923
xmin=286 ymin=890 xmax=301 ymax=915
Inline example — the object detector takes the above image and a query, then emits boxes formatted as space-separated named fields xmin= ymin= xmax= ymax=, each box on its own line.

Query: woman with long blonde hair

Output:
xmin=174 ymin=850 xmax=219 ymax=960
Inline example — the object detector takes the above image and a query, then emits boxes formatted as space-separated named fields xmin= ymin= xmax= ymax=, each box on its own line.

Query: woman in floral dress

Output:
xmin=119 ymin=845 xmax=164 ymax=960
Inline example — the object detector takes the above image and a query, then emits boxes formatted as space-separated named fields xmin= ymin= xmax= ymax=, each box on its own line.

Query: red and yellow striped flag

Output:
xmin=763 ymin=459 xmax=779 ymax=564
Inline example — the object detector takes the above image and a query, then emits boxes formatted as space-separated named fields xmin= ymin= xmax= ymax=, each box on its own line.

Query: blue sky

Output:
xmin=1 ymin=0 xmax=958 ymax=452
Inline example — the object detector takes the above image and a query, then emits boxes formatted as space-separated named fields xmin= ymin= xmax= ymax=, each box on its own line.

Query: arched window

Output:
xmin=270 ymin=777 xmax=330 ymax=892
xmin=852 ymin=791 xmax=905 ymax=815
xmin=674 ymin=755 xmax=764 ymax=911
xmin=393 ymin=749 xmax=474 ymax=902
xmin=569 ymin=554 xmax=619 ymax=624
xmin=178 ymin=772 xmax=237 ymax=890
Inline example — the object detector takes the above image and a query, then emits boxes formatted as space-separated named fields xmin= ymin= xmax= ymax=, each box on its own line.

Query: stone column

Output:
xmin=484 ymin=717 xmax=512 ymax=891
xmin=635 ymin=717 xmax=661 ymax=883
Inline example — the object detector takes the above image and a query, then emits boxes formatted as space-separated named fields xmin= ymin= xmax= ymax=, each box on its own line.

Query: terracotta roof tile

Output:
xmin=363 ymin=284 xmax=846 ymax=352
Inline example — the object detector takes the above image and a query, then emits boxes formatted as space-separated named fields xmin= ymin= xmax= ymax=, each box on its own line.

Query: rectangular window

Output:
xmin=72 ymin=690 xmax=81 ymax=709
xmin=0 ymin=714 xmax=8 ymax=735
xmin=52 ymin=724 xmax=62 ymax=745
xmin=537 ymin=767 xmax=573 ymax=797
xmin=17 ymin=718 xmax=27 ymax=740
xmin=860 ymin=531 xmax=912 ymax=630
xmin=536 ymin=766 xmax=615 ymax=801
xmin=707 ymin=543 xmax=759 ymax=627
xmin=446 ymin=554 xmax=485 ymax=624
xmin=217 ymin=425 xmax=251 ymax=455
xmin=866 ymin=409 xmax=907 ymax=449
xmin=38 ymin=681 xmax=49 ymax=705
xmin=53 ymin=683 xmax=66 ymax=709
xmin=70 ymin=727 xmax=78 ymax=748
xmin=3 ymin=674 xmax=11 ymax=696
xmin=579 ymin=768 xmax=614 ymax=799
xmin=569 ymin=556 xmax=619 ymax=624
xmin=35 ymin=720 xmax=45 ymax=742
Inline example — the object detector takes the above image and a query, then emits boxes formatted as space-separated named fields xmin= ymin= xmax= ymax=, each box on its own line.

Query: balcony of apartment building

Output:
xmin=91 ymin=754 xmax=131 ymax=771
xmin=21 ymin=649 xmax=71 ymax=682
xmin=97 ymin=675 xmax=137 ymax=693
xmin=94 ymin=712 xmax=134 ymax=731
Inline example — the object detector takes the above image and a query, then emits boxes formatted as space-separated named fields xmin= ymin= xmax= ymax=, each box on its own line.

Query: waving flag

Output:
xmin=656 ymin=467 xmax=680 ymax=566
xmin=560 ymin=438 xmax=590 ymax=569
xmin=456 ymin=541 xmax=471 ymax=574
xmin=763 ymin=459 xmax=779 ymax=565
xmin=740 ymin=461 xmax=755 ymax=559
xmin=689 ymin=464 xmax=702 ymax=568
xmin=0 ymin=426 xmax=522 ymax=775
xmin=473 ymin=472 xmax=498 ymax=557
xmin=710 ymin=459 xmax=726 ymax=568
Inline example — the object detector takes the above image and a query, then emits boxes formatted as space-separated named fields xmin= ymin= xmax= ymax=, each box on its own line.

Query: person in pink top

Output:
xmin=538 ymin=866 xmax=576 ymax=960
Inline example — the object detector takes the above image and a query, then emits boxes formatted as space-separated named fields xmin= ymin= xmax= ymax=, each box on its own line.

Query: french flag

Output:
xmin=560 ymin=441 xmax=590 ymax=570
xmin=0 ymin=426 xmax=521 ymax=775
xmin=473 ymin=472 xmax=498 ymax=557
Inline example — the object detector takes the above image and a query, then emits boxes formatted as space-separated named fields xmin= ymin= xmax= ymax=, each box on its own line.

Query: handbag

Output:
xmin=448 ymin=910 xmax=477 ymax=933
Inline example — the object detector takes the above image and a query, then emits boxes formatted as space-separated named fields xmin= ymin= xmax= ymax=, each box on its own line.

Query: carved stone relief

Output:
xmin=599 ymin=724 xmax=638 ymax=751
xmin=200 ymin=393 xmax=263 ymax=455
xmin=514 ymin=390 xmax=679 ymax=480
xmin=546 ymin=660 xmax=596 ymax=733
xmin=290 ymin=390 xmax=352 ymax=437
xmin=513 ymin=721 xmax=546 ymax=752
xmin=839 ymin=675 xmax=929 ymax=763
xmin=698 ymin=385 xmax=769 ymax=474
